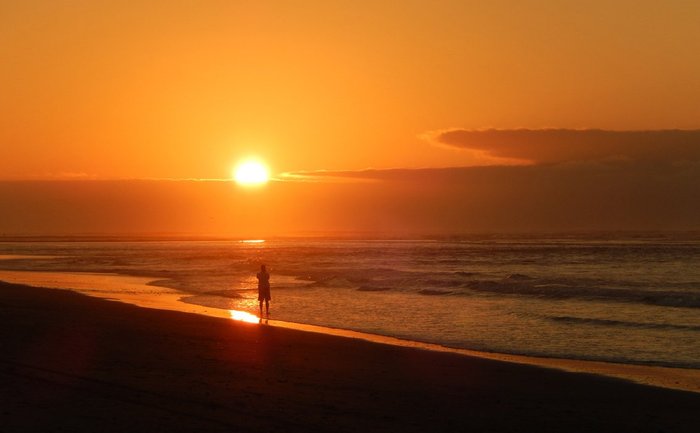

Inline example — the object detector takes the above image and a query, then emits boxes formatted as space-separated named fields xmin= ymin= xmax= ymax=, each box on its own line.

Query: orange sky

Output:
xmin=1 ymin=1 xmax=699 ymax=235
xmin=3 ymin=1 xmax=700 ymax=179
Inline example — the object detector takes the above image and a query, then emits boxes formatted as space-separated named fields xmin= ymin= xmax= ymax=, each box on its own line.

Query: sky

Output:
xmin=1 ymin=1 xmax=699 ymax=236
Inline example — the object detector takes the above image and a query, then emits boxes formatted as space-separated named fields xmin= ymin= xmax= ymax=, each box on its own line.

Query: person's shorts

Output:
xmin=258 ymin=288 xmax=271 ymax=301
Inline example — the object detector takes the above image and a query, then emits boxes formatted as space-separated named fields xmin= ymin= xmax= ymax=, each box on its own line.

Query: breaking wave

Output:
xmin=464 ymin=278 xmax=700 ymax=308
xmin=549 ymin=315 xmax=700 ymax=332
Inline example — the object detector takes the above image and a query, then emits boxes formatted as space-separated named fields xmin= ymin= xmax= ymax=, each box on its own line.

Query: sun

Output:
xmin=233 ymin=160 xmax=270 ymax=186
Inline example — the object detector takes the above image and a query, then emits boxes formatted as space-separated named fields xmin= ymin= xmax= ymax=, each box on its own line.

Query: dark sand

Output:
xmin=1 ymin=282 xmax=698 ymax=433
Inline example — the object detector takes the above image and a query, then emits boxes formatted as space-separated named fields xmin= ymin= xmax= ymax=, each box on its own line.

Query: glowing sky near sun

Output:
xmin=1 ymin=1 xmax=699 ymax=235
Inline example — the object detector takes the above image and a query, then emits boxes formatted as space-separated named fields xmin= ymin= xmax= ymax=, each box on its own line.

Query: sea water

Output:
xmin=1 ymin=234 xmax=699 ymax=369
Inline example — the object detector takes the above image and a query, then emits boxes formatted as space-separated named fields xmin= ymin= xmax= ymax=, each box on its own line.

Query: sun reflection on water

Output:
xmin=229 ymin=310 xmax=260 ymax=323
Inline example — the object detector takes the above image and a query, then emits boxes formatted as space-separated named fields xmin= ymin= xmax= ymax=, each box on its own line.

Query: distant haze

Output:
xmin=2 ymin=158 xmax=698 ymax=236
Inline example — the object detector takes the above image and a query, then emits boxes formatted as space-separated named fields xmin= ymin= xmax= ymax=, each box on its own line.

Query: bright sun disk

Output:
xmin=234 ymin=160 xmax=269 ymax=185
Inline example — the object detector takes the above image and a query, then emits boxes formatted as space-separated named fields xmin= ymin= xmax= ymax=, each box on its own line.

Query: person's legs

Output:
xmin=259 ymin=300 xmax=263 ymax=317
xmin=265 ymin=299 xmax=270 ymax=316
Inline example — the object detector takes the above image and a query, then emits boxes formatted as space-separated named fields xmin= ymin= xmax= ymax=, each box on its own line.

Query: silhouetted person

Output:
xmin=257 ymin=264 xmax=271 ymax=318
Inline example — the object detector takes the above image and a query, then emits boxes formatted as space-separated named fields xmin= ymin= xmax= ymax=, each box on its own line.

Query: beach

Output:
xmin=4 ymin=2 xmax=700 ymax=432
xmin=2 ymin=281 xmax=699 ymax=433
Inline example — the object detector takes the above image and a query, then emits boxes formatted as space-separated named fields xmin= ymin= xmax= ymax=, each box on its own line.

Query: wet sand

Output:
xmin=2 ymin=282 xmax=699 ymax=432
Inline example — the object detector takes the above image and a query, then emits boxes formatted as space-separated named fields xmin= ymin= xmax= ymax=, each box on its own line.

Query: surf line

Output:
xmin=236 ymin=311 xmax=700 ymax=395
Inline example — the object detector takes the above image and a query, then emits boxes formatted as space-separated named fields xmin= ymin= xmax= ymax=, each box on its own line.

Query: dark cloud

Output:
xmin=426 ymin=129 xmax=700 ymax=165
xmin=258 ymin=161 xmax=700 ymax=233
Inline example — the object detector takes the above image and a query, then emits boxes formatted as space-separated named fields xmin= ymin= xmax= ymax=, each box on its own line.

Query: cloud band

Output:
xmin=426 ymin=128 xmax=700 ymax=164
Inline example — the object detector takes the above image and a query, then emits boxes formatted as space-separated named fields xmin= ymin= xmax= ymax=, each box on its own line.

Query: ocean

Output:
xmin=1 ymin=234 xmax=699 ymax=369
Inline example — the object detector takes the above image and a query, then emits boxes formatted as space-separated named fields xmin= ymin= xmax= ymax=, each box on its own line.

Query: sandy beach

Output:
xmin=1 ymin=281 xmax=699 ymax=433
xmin=2 ymin=268 xmax=699 ymax=394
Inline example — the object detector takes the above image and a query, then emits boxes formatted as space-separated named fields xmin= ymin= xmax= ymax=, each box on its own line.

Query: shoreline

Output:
xmin=1 ymin=280 xmax=699 ymax=432
xmin=1 ymin=269 xmax=699 ymax=394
